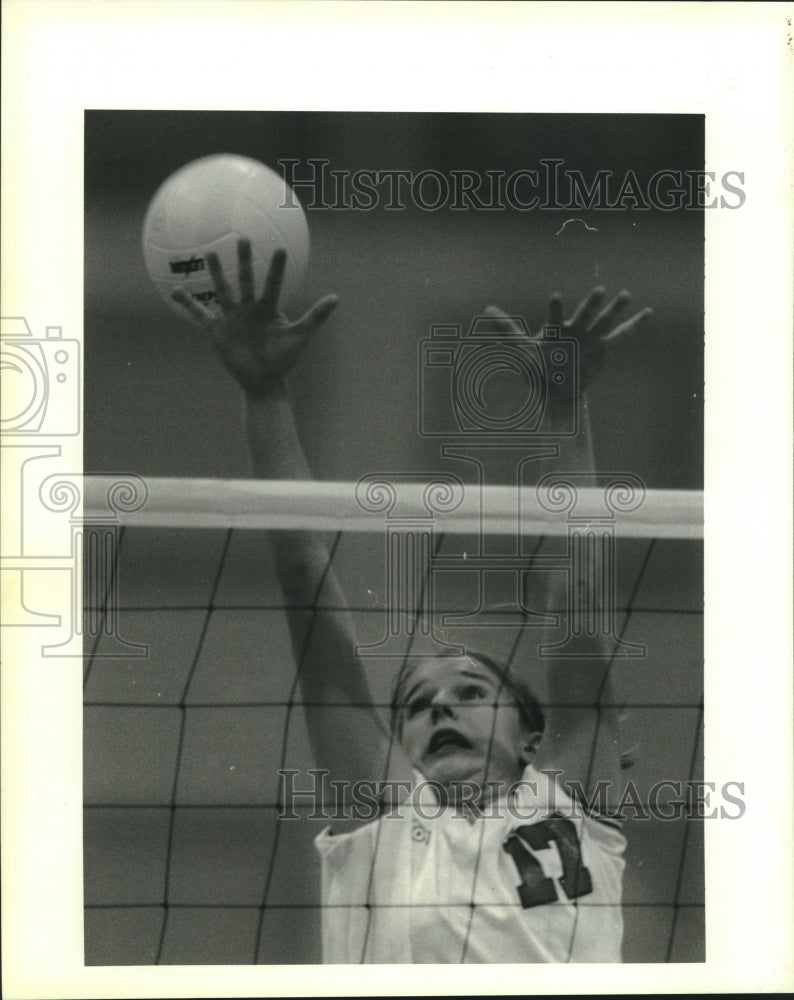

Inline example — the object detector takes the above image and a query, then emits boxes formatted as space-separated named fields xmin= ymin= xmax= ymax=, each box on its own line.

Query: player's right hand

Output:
xmin=172 ymin=238 xmax=339 ymax=394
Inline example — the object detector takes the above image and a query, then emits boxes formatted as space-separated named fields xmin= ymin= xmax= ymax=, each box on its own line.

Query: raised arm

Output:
xmin=173 ymin=240 xmax=402 ymax=796
xmin=483 ymin=289 xmax=652 ymax=805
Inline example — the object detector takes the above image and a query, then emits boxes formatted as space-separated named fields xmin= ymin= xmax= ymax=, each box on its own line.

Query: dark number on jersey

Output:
xmin=503 ymin=815 xmax=593 ymax=908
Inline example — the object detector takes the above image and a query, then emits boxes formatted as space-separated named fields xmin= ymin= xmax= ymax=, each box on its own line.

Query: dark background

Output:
xmin=84 ymin=111 xmax=703 ymax=488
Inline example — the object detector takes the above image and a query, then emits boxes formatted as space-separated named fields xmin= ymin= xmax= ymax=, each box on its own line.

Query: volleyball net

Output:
xmin=82 ymin=475 xmax=704 ymax=965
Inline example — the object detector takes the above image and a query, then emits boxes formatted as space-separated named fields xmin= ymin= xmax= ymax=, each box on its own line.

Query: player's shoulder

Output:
xmin=522 ymin=768 xmax=627 ymax=852
xmin=577 ymin=808 xmax=627 ymax=865
xmin=314 ymin=817 xmax=378 ymax=869
xmin=315 ymin=799 xmax=416 ymax=857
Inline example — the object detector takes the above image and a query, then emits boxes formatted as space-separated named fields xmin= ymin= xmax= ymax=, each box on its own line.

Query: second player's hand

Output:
xmin=172 ymin=238 xmax=339 ymax=394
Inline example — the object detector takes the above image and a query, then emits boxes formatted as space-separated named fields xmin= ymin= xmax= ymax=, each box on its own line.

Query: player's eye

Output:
xmin=406 ymin=697 xmax=430 ymax=718
xmin=459 ymin=684 xmax=487 ymax=702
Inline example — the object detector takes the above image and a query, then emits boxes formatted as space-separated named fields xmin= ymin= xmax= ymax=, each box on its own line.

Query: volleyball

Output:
xmin=142 ymin=154 xmax=310 ymax=325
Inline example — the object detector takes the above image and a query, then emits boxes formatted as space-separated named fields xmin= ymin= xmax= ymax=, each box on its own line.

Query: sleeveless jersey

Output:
xmin=315 ymin=766 xmax=625 ymax=963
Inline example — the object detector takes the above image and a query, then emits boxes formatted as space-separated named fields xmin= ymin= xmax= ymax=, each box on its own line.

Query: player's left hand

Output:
xmin=484 ymin=287 xmax=653 ymax=393
xmin=549 ymin=287 xmax=653 ymax=388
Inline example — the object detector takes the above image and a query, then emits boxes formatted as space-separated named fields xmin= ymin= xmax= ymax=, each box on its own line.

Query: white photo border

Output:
xmin=2 ymin=1 xmax=792 ymax=996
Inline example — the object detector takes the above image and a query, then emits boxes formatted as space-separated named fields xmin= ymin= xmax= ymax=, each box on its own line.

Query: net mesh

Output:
xmin=83 ymin=481 xmax=703 ymax=965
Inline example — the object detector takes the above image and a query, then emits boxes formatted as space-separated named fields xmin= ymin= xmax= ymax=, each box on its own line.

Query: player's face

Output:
xmin=397 ymin=657 xmax=536 ymax=793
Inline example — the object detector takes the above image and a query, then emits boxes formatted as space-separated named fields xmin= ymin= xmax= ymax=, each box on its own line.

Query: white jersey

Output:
xmin=315 ymin=766 xmax=625 ymax=964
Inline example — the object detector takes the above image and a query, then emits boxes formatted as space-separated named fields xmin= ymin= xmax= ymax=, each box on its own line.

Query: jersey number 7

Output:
xmin=503 ymin=815 xmax=593 ymax=908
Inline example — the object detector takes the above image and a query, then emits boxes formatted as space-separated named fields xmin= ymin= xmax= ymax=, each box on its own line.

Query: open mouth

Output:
xmin=427 ymin=728 xmax=474 ymax=756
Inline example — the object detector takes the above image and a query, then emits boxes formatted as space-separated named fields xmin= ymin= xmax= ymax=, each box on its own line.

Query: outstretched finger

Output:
xmin=171 ymin=289 xmax=215 ymax=330
xmin=602 ymin=306 xmax=654 ymax=342
xmin=481 ymin=305 xmax=526 ymax=336
xmin=291 ymin=293 xmax=340 ymax=336
xmin=237 ymin=238 xmax=255 ymax=303
xmin=206 ymin=252 xmax=235 ymax=312
xmin=589 ymin=290 xmax=632 ymax=338
xmin=259 ymin=249 xmax=287 ymax=314
xmin=567 ymin=286 xmax=607 ymax=330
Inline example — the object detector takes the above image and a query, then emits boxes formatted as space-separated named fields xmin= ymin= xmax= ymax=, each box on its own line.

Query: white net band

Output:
xmin=82 ymin=476 xmax=703 ymax=538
